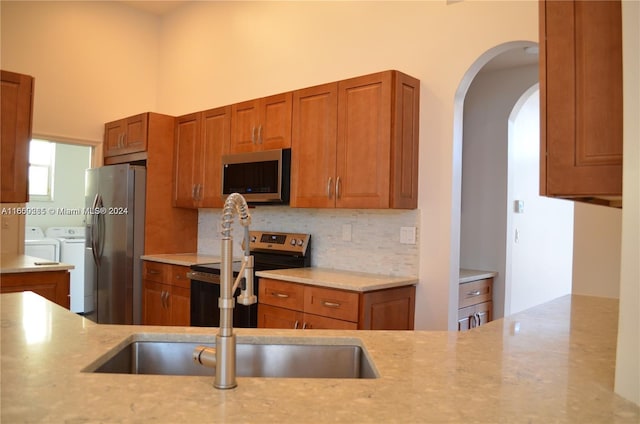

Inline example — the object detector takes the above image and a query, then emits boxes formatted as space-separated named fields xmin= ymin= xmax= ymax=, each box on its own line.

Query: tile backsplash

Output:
xmin=197 ymin=206 xmax=419 ymax=276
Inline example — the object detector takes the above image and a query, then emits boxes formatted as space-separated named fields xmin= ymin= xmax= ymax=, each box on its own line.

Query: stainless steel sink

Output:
xmin=87 ymin=339 xmax=378 ymax=379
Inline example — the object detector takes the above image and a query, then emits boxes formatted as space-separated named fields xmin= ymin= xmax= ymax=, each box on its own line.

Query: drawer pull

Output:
xmin=322 ymin=301 xmax=341 ymax=308
xmin=147 ymin=269 xmax=161 ymax=275
xmin=466 ymin=290 xmax=481 ymax=296
xmin=271 ymin=292 xmax=289 ymax=299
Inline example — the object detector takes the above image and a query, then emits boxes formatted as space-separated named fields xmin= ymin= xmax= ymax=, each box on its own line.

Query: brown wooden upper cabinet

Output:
xmin=104 ymin=112 xmax=149 ymax=158
xmin=229 ymin=92 xmax=292 ymax=153
xmin=540 ymin=0 xmax=623 ymax=207
xmin=174 ymin=106 xmax=230 ymax=208
xmin=1 ymin=70 xmax=34 ymax=203
xmin=290 ymin=70 xmax=420 ymax=209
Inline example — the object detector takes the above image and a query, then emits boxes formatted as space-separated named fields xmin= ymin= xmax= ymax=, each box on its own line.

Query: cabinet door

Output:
xmin=260 ymin=92 xmax=292 ymax=151
xmin=457 ymin=305 xmax=475 ymax=332
xmin=104 ymin=113 xmax=148 ymax=157
xmin=360 ymin=285 xmax=415 ymax=330
xmin=123 ymin=113 xmax=148 ymax=153
xmin=199 ymin=106 xmax=230 ymax=208
xmin=1 ymin=70 xmax=33 ymax=203
xmin=290 ymin=83 xmax=338 ymax=208
xmin=475 ymin=301 xmax=492 ymax=327
xmin=336 ymin=72 xmax=392 ymax=208
xmin=142 ymin=280 xmax=171 ymax=326
xmin=230 ymin=99 xmax=260 ymax=153
xmin=541 ymin=0 xmax=622 ymax=202
xmin=103 ymin=120 xmax=125 ymax=158
xmin=169 ymin=286 xmax=191 ymax=326
xmin=258 ymin=304 xmax=303 ymax=329
xmin=173 ymin=113 xmax=201 ymax=208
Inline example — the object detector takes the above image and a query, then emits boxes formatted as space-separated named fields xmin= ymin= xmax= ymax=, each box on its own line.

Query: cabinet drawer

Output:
xmin=304 ymin=286 xmax=359 ymax=323
xmin=259 ymin=278 xmax=304 ymax=311
xmin=303 ymin=313 xmax=358 ymax=330
xmin=169 ymin=264 xmax=190 ymax=289
xmin=143 ymin=261 xmax=169 ymax=284
xmin=458 ymin=278 xmax=493 ymax=308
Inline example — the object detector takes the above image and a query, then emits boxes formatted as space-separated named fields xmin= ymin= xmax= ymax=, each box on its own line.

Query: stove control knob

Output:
xmin=290 ymin=239 xmax=296 ymax=246
xmin=251 ymin=236 xmax=257 ymax=243
xmin=297 ymin=239 xmax=304 ymax=246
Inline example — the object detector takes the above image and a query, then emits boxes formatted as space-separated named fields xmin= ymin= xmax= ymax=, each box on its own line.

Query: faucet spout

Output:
xmin=203 ymin=193 xmax=255 ymax=389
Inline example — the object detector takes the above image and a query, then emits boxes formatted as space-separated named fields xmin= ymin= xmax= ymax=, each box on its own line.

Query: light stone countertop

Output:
xmin=459 ymin=268 xmax=498 ymax=284
xmin=140 ymin=253 xmax=221 ymax=266
xmin=1 ymin=292 xmax=638 ymax=423
xmin=256 ymin=267 xmax=417 ymax=292
xmin=0 ymin=253 xmax=74 ymax=273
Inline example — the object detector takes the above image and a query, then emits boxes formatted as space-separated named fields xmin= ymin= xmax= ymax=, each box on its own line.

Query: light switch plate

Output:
xmin=400 ymin=227 xmax=416 ymax=245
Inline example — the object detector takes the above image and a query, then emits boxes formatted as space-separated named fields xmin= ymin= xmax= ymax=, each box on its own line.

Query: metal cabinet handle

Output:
xmin=163 ymin=291 xmax=170 ymax=309
xmin=327 ymin=177 xmax=333 ymax=199
xmin=466 ymin=290 xmax=481 ymax=296
xmin=335 ymin=176 xmax=341 ymax=199
xmin=271 ymin=292 xmax=289 ymax=299
xmin=322 ymin=301 xmax=341 ymax=308
xmin=148 ymin=269 xmax=161 ymax=275
xmin=257 ymin=124 xmax=263 ymax=144
xmin=251 ymin=126 xmax=257 ymax=144
xmin=302 ymin=322 xmax=308 ymax=329
xmin=293 ymin=320 xmax=299 ymax=329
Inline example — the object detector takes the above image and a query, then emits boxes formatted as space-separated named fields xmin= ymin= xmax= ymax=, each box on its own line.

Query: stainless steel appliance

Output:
xmin=188 ymin=231 xmax=310 ymax=328
xmin=221 ymin=148 xmax=291 ymax=204
xmin=84 ymin=164 xmax=146 ymax=324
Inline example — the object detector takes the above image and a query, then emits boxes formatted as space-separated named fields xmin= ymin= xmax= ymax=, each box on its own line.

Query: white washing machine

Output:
xmin=46 ymin=227 xmax=89 ymax=314
xmin=25 ymin=226 xmax=60 ymax=262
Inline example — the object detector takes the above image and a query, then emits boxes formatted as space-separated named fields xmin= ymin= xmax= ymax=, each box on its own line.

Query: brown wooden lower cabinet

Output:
xmin=0 ymin=271 xmax=70 ymax=309
xmin=258 ymin=278 xmax=415 ymax=330
xmin=142 ymin=261 xmax=190 ymax=326
xmin=458 ymin=277 xmax=494 ymax=331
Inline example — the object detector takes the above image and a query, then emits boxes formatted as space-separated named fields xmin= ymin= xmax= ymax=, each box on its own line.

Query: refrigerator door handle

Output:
xmin=96 ymin=194 xmax=106 ymax=262
xmin=90 ymin=194 xmax=101 ymax=266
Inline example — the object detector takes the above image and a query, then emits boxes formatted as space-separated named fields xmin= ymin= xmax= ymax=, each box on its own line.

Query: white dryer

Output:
xmin=25 ymin=226 xmax=60 ymax=262
xmin=46 ymin=227 xmax=89 ymax=313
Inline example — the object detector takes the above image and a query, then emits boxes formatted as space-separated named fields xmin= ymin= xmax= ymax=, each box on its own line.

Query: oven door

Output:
xmin=187 ymin=270 xmax=258 ymax=328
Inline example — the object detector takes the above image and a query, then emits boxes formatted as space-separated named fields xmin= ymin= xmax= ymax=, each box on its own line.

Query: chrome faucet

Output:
xmin=193 ymin=193 xmax=256 ymax=389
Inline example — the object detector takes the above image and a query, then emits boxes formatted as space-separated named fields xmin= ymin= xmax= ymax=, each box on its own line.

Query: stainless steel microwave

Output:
xmin=221 ymin=148 xmax=291 ymax=204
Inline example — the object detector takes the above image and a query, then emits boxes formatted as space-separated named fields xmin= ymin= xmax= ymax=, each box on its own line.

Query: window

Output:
xmin=29 ymin=139 xmax=56 ymax=201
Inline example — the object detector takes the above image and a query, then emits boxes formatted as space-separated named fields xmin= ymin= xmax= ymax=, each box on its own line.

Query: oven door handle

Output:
xmin=186 ymin=271 xmax=221 ymax=284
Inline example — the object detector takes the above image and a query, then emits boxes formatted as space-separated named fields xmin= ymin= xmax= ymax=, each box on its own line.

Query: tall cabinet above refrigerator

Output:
xmin=85 ymin=164 xmax=145 ymax=324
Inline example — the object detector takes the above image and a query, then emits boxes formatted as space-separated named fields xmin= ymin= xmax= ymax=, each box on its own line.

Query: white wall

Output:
xmin=26 ymin=143 xmax=91 ymax=229
xmin=507 ymin=88 xmax=573 ymax=315
xmin=572 ymin=203 xmax=622 ymax=298
xmin=0 ymin=1 xmax=161 ymax=142
xmin=460 ymin=63 xmax=538 ymax=319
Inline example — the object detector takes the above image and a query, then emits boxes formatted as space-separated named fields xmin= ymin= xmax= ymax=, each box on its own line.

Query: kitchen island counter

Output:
xmin=1 ymin=292 xmax=637 ymax=423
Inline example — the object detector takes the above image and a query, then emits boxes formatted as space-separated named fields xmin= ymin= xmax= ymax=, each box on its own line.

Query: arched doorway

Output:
xmin=452 ymin=40 xmax=570 ymax=328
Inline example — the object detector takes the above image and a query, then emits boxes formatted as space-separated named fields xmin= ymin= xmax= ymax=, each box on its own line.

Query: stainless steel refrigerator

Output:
xmin=84 ymin=164 xmax=145 ymax=324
